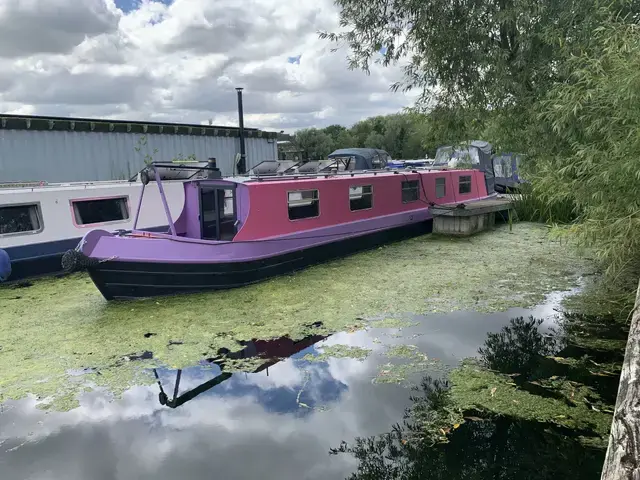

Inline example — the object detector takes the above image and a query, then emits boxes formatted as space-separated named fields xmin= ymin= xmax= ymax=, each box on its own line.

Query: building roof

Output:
xmin=0 ymin=113 xmax=278 ymax=139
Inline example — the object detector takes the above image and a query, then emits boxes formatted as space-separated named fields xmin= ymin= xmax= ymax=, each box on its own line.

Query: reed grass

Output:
xmin=510 ymin=184 xmax=577 ymax=225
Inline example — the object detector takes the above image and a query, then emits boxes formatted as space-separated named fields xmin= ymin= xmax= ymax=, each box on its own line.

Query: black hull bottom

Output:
xmin=89 ymin=221 xmax=433 ymax=300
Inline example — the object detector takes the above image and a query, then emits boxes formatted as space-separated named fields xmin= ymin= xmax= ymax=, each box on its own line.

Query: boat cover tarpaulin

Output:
xmin=493 ymin=153 xmax=525 ymax=192
xmin=434 ymin=140 xmax=495 ymax=193
xmin=328 ymin=148 xmax=391 ymax=170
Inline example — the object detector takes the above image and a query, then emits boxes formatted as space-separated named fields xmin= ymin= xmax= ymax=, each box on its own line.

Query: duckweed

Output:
xmin=0 ymin=223 xmax=591 ymax=410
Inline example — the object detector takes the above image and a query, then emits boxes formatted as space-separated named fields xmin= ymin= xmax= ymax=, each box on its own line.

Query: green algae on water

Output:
xmin=0 ymin=223 xmax=592 ymax=410
xmin=384 ymin=344 xmax=423 ymax=360
xmin=449 ymin=361 xmax=613 ymax=447
xmin=368 ymin=317 xmax=420 ymax=329
xmin=375 ymin=346 xmax=448 ymax=386
xmin=302 ymin=344 xmax=372 ymax=362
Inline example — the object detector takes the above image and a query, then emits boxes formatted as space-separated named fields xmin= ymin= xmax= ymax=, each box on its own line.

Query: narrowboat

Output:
xmin=64 ymin=160 xmax=494 ymax=300
xmin=0 ymin=179 xmax=184 ymax=282
xmin=492 ymin=153 xmax=527 ymax=193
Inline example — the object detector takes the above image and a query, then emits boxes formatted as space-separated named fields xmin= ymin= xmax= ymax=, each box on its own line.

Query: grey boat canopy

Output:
xmin=434 ymin=140 xmax=495 ymax=193
xmin=492 ymin=153 xmax=526 ymax=192
xmin=249 ymin=148 xmax=391 ymax=176
xmin=327 ymin=148 xmax=391 ymax=170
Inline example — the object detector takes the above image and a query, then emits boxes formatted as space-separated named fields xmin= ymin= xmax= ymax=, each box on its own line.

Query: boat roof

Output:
xmin=0 ymin=179 xmax=141 ymax=195
xmin=216 ymin=167 xmax=476 ymax=186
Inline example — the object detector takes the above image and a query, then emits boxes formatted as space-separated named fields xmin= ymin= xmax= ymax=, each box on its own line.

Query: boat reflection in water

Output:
xmin=153 ymin=333 xmax=328 ymax=409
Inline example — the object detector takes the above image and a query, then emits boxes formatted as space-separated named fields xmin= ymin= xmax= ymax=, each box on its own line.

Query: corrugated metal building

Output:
xmin=0 ymin=115 xmax=279 ymax=183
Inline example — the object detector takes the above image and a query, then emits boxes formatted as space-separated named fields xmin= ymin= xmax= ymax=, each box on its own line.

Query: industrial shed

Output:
xmin=0 ymin=114 xmax=279 ymax=183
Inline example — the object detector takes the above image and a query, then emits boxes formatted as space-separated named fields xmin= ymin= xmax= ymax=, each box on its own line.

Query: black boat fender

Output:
xmin=61 ymin=249 xmax=101 ymax=273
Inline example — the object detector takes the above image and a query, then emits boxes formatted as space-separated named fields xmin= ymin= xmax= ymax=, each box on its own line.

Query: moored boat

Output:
xmin=0 ymin=179 xmax=184 ymax=282
xmin=66 ymin=161 xmax=494 ymax=300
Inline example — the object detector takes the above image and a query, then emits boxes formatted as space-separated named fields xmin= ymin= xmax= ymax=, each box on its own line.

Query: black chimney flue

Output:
xmin=236 ymin=87 xmax=246 ymax=175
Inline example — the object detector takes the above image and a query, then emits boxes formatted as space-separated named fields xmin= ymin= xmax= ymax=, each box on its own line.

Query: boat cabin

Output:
xmin=139 ymin=161 xmax=490 ymax=243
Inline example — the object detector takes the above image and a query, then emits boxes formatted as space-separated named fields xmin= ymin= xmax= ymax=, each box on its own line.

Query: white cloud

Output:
xmin=0 ymin=0 xmax=417 ymax=132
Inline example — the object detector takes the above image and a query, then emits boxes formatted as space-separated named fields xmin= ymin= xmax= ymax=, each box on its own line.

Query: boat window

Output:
xmin=288 ymin=190 xmax=319 ymax=220
xmin=0 ymin=204 xmax=42 ymax=235
xmin=72 ymin=197 xmax=129 ymax=225
xmin=459 ymin=175 xmax=472 ymax=194
xmin=401 ymin=180 xmax=419 ymax=203
xmin=435 ymin=177 xmax=446 ymax=198
xmin=349 ymin=185 xmax=373 ymax=211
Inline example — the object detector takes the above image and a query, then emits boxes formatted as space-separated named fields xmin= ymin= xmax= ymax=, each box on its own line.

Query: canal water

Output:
xmin=0 ymin=294 xmax=604 ymax=480
xmin=0 ymin=224 xmax=614 ymax=479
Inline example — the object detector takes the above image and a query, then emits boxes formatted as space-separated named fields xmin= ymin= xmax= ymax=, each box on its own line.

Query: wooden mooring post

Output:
xmin=601 ymin=279 xmax=640 ymax=480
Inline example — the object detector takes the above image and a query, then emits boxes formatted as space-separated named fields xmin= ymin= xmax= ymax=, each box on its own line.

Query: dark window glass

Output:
xmin=402 ymin=180 xmax=419 ymax=203
xmin=288 ymin=190 xmax=319 ymax=220
xmin=73 ymin=197 xmax=129 ymax=225
xmin=0 ymin=204 xmax=41 ymax=234
xmin=435 ymin=178 xmax=446 ymax=198
xmin=350 ymin=185 xmax=373 ymax=211
xmin=459 ymin=175 xmax=472 ymax=194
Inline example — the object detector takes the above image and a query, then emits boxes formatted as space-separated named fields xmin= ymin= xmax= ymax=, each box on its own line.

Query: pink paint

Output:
xmin=233 ymin=170 xmax=487 ymax=241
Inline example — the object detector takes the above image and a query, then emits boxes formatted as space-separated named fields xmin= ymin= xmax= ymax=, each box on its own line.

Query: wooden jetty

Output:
xmin=430 ymin=197 xmax=513 ymax=236
xmin=601 ymin=279 xmax=640 ymax=480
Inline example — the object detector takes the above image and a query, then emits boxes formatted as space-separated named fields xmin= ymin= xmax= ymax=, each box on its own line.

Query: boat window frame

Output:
xmin=435 ymin=177 xmax=446 ymax=199
xmin=459 ymin=175 xmax=472 ymax=195
xmin=349 ymin=184 xmax=373 ymax=212
xmin=0 ymin=201 xmax=44 ymax=237
xmin=287 ymin=189 xmax=320 ymax=221
xmin=70 ymin=195 xmax=131 ymax=228
xmin=198 ymin=183 xmax=238 ymax=241
xmin=401 ymin=180 xmax=420 ymax=204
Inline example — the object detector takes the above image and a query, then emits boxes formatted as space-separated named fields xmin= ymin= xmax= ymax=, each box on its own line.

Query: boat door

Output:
xmin=199 ymin=185 xmax=237 ymax=240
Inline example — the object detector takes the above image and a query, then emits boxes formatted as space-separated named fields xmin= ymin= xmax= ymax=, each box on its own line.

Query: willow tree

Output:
xmin=536 ymin=21 xmax=640 ymax=286
xmin=323 ymin=1 xmax=636 ymax=147
xmin=324 ymin=1 xmax=640 ymax=295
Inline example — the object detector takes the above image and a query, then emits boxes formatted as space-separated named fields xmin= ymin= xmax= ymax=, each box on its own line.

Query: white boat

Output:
xmin=0 ymin=179 xmax=184 ymax=282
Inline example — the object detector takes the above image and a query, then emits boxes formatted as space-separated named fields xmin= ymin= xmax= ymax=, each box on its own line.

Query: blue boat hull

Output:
xmin=1 ymin=238 xmax=81 ymax=283
xmin=1 ymin=225 xmax=170 ymax=283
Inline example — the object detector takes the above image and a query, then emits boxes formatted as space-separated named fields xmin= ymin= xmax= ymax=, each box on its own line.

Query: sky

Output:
xmin=0 ymin=0 xmax=418 ymax=133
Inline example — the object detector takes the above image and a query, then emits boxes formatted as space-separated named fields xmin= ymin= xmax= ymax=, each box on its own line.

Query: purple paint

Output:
xmin=236 ymin=184 xmax=251 ymax=228
xmin=82 ymin=208 xmax=432 ymax=264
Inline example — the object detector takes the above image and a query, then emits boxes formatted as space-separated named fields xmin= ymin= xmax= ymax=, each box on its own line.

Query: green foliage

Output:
xmin=134 ymin=135 xmax=158 ymax=166
xmin=534 ymin=21 xmax=640 ymax=280
xmin=133 ymin=135 xmax=198 ymax=166
xmin=291 ymin=113 xmax=433 ymax=160
xmin=512 ymin=184 xmax=578 ymax=225
xmin=292 ymin=128 xmax=336 ymax=159
xmin=324 ymin=0 xmax=634 ymax=107
xmin=325 ymin=0 xmax=640 ymax=292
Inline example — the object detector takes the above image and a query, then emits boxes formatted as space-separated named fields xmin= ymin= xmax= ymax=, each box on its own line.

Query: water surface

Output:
xmin=1 ymin=298 xmax=580 ymax=480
